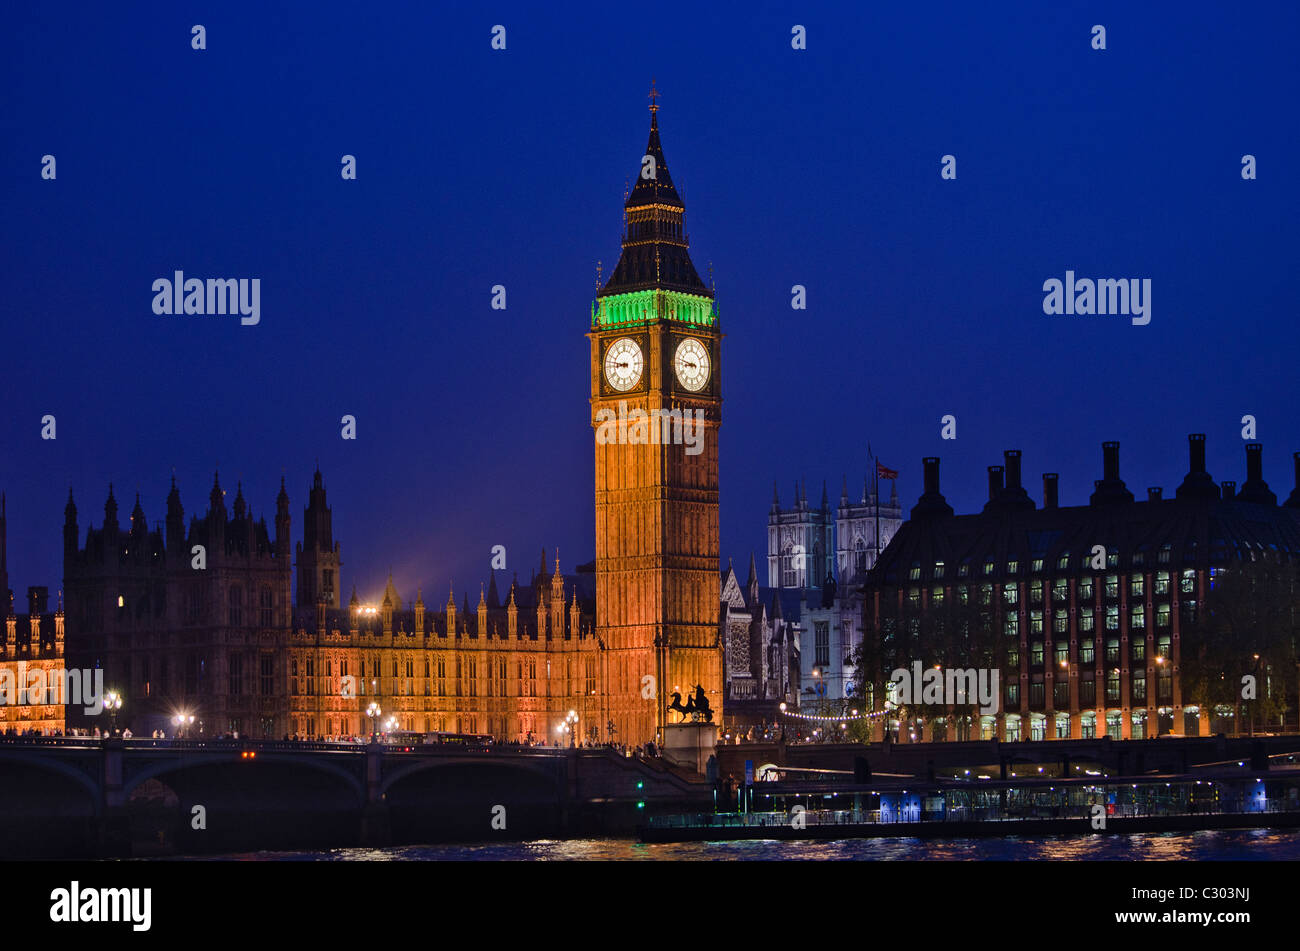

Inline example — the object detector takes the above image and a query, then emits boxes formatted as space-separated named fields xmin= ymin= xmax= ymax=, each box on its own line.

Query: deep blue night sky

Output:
xmin=2 ymin=2 xmax=1297 ymax=603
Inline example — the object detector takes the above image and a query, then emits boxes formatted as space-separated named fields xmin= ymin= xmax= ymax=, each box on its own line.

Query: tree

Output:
xmin=850 ymin=591 xmax=899 ymax=741
xmin=1182 ymin=555 xmax=1299 ymax=735
xmin=916 ymin=586 xmax=998 ymax=740
xmin=852 ymin=583 xmax=1004 ymax=742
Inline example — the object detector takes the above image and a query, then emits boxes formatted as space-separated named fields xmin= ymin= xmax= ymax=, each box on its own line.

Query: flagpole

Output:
xmin=873 ymin=447 xmax=881 ymax=571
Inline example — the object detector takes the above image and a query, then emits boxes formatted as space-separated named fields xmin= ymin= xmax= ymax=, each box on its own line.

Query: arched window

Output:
xmin=782 ymin=545 xmax=795 ymax=587
xmin=228 ymin=586 xmax=243 ymax=626
xmin=855 ymin=539 xmax=867 ymax=577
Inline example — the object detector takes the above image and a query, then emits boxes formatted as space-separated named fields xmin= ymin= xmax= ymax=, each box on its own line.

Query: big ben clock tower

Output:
xmin=590 ymin=86 xmax=723 ymax=746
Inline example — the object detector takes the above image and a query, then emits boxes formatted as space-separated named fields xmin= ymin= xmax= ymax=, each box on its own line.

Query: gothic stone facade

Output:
xmin=1 ymin=499 xmax=70 ymax=734
xmin=590 ymin=97 xmax=724 ymax=743
xmin=63 ymin=474 xmax=601 ymax=742
xmin=288 ymin=556 xmax=601 ymax=743
xmin=63 ymin=476 xmax=293 ymax=737
xmin=719 ymin=555 xmax=799 ymax=705
xmin=767 ymin=477 xmax=903 ymax=703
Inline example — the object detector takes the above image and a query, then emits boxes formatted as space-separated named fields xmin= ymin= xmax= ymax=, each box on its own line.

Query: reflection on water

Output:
xmin=206 ymin=828 xmax=1300 ymax=861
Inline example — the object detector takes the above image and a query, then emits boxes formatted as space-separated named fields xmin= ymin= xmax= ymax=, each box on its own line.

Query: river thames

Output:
xmin=198 ymin=828 xmax=1300 ymax=861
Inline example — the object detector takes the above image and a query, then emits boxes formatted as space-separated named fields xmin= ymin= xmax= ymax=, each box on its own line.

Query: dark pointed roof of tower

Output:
xmin=487 ymin=571 xmax=500 ymax=609
xmin=600 ymin=86 xmax=710 ymax=298
xmin=625 ymin=94 xmax=683 ymax=209
xmin=209 ymin=471 xmax=225 ymax=512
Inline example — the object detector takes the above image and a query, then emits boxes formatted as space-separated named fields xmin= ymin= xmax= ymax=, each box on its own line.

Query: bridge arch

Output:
xmin=123 ymin=752 xmax=365 ymax=803
xmin=0 ymin=749 xmax=102 ymax=814
xmin=380 ymin=755 xmax=562 ymax=798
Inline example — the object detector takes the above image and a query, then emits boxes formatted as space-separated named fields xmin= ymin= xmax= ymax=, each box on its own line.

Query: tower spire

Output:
xmin=598 ymin=83 xmax=709 ymax=301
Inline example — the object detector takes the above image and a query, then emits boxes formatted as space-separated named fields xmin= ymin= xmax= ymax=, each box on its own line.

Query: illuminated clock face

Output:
xmin=673 ymin=338 xmax=710 ymax=391
xmin=604 ymin=337 xmax=643 ymax=391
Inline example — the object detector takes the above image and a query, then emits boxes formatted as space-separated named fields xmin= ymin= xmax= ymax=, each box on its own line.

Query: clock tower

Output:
xmin=590 ymin=88 xmax=723 ymax=745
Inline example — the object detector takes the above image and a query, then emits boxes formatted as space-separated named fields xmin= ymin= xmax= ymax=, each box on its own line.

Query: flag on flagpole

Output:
xmin=876 ymin=461 xmax=899 ymax=480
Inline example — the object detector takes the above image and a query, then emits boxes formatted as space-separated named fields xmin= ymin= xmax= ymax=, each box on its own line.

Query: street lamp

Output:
xmin=104 ymin=691 xmax=123 ymax=736
xmin=172 ymin=712 xmax=195 ymax=739
xmin=366 ymin=702 xmax=382 ymax=742
xmin=566 ymin=709 xmax=579 ymax=748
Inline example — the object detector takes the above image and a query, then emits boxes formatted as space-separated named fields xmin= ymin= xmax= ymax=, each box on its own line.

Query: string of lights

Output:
xmin=778 ymin=709 xmax=889 ymax=723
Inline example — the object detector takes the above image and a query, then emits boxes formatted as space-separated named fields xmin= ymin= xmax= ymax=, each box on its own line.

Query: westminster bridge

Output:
xmin=0 ymin=737 xmax=710 ymax=857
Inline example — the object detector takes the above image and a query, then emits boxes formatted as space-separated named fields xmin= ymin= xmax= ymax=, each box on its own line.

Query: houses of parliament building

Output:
xmin=55 ymin=92 xmax=726 ymax=746
xmin=62 ymin=471 xmax=605 ymax=742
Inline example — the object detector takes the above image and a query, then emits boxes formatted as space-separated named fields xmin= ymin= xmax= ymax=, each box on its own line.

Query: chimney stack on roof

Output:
xmin=986 ymin=466 xmax=1004 ymax=504
xmin=1091 ymin=441 xmax=1134 ymax=505
xmin=1043 ymin=473 xmax=1059 ymax=509
xmin=1004 ymin=450 xmax=1022 ymax=491
xmin=910 ymin=457 xmax=954 ymax=519
xmin=1238 ymin=442 xmax=1277 ymax=505
xmin=1103 ymin=441 xmax=1120 ymax=482
xmin=1177 ymin=434 xmax=1218 ymax=501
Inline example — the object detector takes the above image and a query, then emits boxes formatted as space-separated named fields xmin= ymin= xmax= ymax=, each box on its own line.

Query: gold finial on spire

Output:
xmin=648 ymin=77 xmax=660 ymax=114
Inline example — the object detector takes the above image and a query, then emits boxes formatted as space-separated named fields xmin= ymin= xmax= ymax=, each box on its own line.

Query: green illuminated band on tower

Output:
xmin=592 ymin=289 xmax=717 ymax=328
